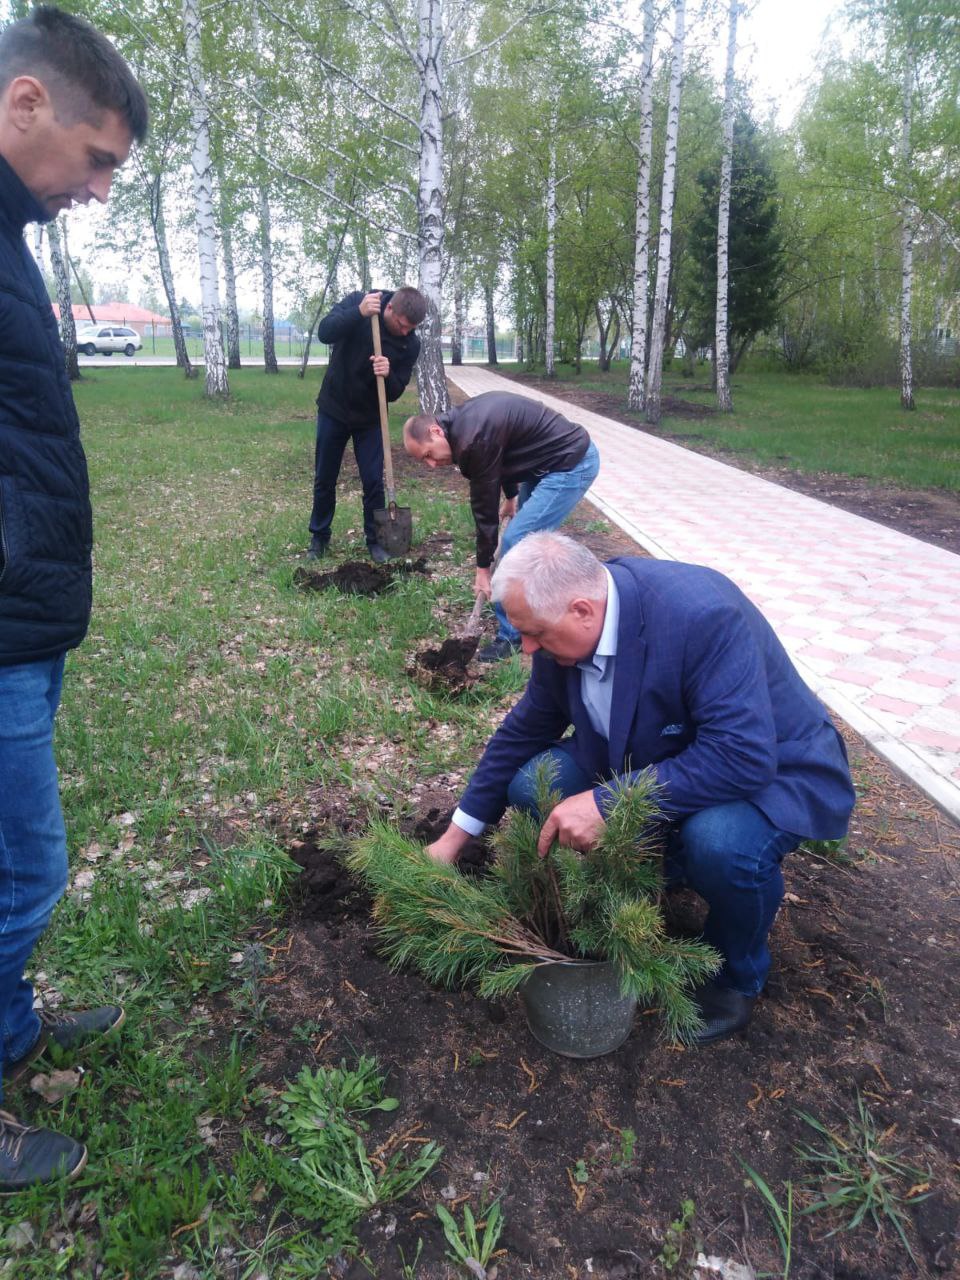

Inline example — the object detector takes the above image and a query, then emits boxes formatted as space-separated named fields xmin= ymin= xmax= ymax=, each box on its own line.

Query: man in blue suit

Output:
xmin=426 ymin=533 xmax=856 ymax=1044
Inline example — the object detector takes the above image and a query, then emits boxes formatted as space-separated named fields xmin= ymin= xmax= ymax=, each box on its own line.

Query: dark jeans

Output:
xmin=0 ymin=655 xmax=70 ymax=1098
xmin=507 ymin=745 xmax=800 ymax=997
xmin=310 ymin=410 xmax=384 ymax=549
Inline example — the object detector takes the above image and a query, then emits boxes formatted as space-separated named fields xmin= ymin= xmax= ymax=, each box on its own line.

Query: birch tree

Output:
xmin=545 ymin=131 xmax=558 ymax=377
xmin=628 ymin=0 xmax=657 ymax=411
xmin=714 ymin=0 xmax=739 ymax=412
xmin=47 ymin=218 xmax=79 ymax=381
xmin=897 ymin=44 xmax=915 ymax=409
xmin=182 ymin=0 xmax=228 ymax=398
xmin=645 ymin=0 xmax=685 ymax=425
xmin=251 ymin=0 xmax=278 ymax=374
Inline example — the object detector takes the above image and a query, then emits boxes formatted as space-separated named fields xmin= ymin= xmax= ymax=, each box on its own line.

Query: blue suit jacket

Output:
xmin=459 ymin=558 xmax=855 ymax=840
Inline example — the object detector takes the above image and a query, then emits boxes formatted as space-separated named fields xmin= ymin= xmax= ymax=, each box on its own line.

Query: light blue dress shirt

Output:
xmin=453 ymin=570 xmax=619 ymax=836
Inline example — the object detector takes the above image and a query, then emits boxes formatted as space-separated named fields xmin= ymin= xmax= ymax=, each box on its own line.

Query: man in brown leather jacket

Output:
xmin=404 ymin=391 xmax=600 ymax=660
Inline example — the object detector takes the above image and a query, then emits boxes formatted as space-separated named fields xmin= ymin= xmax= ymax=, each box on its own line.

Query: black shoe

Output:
xmin=368 ymin=543 xmax=390 ymax=564
xmin=689 ymin=980 xmax=756 ymax=1045
xmin=477 ymin=637 xmax=520 ymax=663
xmin=4 ymin=1006 xmax=126 ymax=1084
xmin=0 ymin=1110 xmax=87 ymax=1193
xmin=307 ymin=536 xmax=329 ymax=560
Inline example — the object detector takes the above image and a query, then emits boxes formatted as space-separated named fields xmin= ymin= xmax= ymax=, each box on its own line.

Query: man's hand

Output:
xmin=359 ymin=292 xmax=382 ymax=318
xmin=371 ymin=353 xmax=390 ymax=378
xmin=425 ymin=823 xmax=471 ymax=864
xmin=537 ymin=789 xmax=606 ymax=857
xmin=474 ymin=566 xmax=493 ymax=600
xmin=499 ymin=496 xmax=518 ymax=519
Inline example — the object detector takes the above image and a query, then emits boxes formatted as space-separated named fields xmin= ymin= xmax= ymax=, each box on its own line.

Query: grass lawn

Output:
xmin=497 ymin=361 xmax=960 ymax=493
xmin=2 ymin=366 xmax=955 ymax=1276
xmin=2 ymin=367 xmax=523 ymax=1277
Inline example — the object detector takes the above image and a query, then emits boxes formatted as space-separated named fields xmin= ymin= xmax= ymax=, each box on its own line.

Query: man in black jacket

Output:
xmin=0 ymin=6 xmax=147 ymax=1191
xmin=309 ymin=287 xmax=426 ymax=563
xmin=404 ymin=391 xmax=600 ymax=660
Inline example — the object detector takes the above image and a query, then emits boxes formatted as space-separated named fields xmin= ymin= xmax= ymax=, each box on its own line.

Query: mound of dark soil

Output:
xmin=293 ymin=557 xmax=430 ymax=596
xmin=409 ymin=635 xmax=480 ymax=695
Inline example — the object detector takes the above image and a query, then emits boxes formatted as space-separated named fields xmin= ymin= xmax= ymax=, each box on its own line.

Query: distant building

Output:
xmin=51 ymin=301 xmax=170 ymax=335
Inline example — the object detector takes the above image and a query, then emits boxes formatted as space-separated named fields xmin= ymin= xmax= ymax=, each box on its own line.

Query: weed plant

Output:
xmin=796 ymin=1095 xmax=931 ymax=1260
xmin=266 ymin=1057 xmax=442 ymax=1251
xmin=347 ymin=768 xmax=720 ymax=1040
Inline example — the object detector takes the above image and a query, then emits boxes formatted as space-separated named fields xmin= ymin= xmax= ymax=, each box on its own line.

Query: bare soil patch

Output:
xmin=293 ymin=557 xmax=430 ymax=595
xmin=501 ymin=370 xmax=960 ymax=556
xmin=244 ymin=728 xmax=960 ymax=1280
xmin=410 ymin=635 xmax=481 ymax=696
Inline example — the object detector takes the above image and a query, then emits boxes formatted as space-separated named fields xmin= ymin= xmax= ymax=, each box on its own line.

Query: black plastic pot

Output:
xmin=521 ymin=959 xmax=637 ymax=1058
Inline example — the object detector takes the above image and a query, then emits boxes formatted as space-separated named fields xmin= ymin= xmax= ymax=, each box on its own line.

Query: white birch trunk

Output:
xmin=545 ymin=133 xmax=557 ymax=378
xmin=645 ymin=0 xmax=685 ymax=425
xmin=183 ymin=0 xmax=228 ymax=398
xmin=252 ymin=1 xmax=278 ymax=374
xmin=151 ymin=190 xmax=195 ymax=377
xmin=47 ymin=218 xmax=79 ymax=380
xmin=415 ymin=0 xmax=449 ymax=414
xmin=899 ymin=47 xmax=915 ymax=411
xmin=220 ymin=204 xmax=242 ymax=370
xmin=628 ymin=0 xmax=656 ymax=412
xmin=714 ymin=0 xmax=738 ymax=413
xmin=451 ymin=257 xmax=463 ymax=365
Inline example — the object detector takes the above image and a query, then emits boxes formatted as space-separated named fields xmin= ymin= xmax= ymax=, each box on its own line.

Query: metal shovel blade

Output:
xmin=373 ymin=502 xmax=413 ymax=557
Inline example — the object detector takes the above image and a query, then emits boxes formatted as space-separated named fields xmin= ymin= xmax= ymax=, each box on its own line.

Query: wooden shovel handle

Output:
xmin=371 ymin=314 xmax=395 ymax=500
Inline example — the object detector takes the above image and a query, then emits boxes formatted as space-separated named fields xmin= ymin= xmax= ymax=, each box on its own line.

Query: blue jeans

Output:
xmin=310 ymin=411 xmax=385 ymax=549
xmin=508 ymin=745 xmax=800 ymax=997
xmin=494 ymin=442 xmax=600 ymax=643
xmin=0 ymin=656 xmax=70 ymax=1098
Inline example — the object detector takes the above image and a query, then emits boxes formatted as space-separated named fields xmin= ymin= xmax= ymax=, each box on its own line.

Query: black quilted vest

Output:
xmin=0 ymin=154 xmax=92 ymax=666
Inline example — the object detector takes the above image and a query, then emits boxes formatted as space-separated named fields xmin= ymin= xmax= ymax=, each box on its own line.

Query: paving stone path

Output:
xmin=447 ymin=365 xmax=960 ymax=823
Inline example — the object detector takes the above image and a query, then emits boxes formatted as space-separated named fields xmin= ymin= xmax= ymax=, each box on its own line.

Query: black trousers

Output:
xmin=309 ymin=410 xmax=384 ymax=548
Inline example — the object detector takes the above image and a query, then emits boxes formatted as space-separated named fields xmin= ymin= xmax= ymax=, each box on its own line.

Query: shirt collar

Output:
xmin=577 ymin=568 xmax=619 ymax=675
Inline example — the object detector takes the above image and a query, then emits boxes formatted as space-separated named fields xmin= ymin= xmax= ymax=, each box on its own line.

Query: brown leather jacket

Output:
xmin=438 ymin=392 xmax=590 ymax=566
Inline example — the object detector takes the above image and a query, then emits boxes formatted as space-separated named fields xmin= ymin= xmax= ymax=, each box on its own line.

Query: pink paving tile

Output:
xmin=943 ymin=696 xmax=960 ymax=714
xmin=866 ymin=694 xmax=924 ymax=716
xmin=868 ymin=646 xmax=916 ymax=664
xmin=933 ymin=648 xmax=960 ymax=663
xmin=799 ymin=645 xmax=850 ymax=662
xmin=900 ymin=627 xmax=949 ymax=641
xmin=778 ymin=624 xmax=820 ymax=638
xmin=903 ymin=726 xmax=960 ymax=753
xmin=873 ymin=611 xmax=915 ymax=624
xmin=819 ymin=608 xmax=860 ymax=621
xmin=828 ymin=666 xmax=882 ymax=688
xmin=841 ymin=626 xmax=885 ymax=640
xmin=901 ymin=669 xmax=953 ymax=688
xmin=787 ymin=591 xmax=828 ymax=604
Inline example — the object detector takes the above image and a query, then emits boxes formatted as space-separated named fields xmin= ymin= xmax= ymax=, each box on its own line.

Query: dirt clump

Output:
xmin=293 ymin=557 xmax=430 ymax=596
xmin=409 ymin=635 xmax=481 ymax=695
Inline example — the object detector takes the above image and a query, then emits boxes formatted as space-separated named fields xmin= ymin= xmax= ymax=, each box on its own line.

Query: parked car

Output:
xmin=76 ymin=325 xmax=143 ymax=356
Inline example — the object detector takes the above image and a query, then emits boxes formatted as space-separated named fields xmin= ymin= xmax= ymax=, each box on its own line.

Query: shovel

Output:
xmin=459 ymin=515 xmax=512 ymax=639
xmin=371 ymin=313 xmax=413 ymax=557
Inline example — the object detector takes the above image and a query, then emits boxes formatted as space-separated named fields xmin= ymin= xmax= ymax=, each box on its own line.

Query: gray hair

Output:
xmin=491 ymin=532 xmax=606 ymax=621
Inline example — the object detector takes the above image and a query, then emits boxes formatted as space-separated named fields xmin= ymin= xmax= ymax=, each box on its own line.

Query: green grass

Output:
xmin=0 ymin=368 xmax=519 ymax=1277
xmin=498 ymin=360 xmax=960 ymax=493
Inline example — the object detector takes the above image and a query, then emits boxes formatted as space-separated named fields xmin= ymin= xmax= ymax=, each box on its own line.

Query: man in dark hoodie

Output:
xmin=309 ymin=286 xmax=427 ymax=563
xmin=0 ymin=6 xmax=147 ymax=1190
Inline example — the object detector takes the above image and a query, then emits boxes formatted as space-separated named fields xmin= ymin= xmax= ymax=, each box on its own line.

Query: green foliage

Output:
xmin=796 ymin=1095 xmax=930 ymax=1260
xmin=740 ymin=1161 xmax=793 ymax=1278
xmin=657 ymin=1198 xmax=696 ymax=1272
xmin=268 ymin=1058 xmax=442 ymax=1242
xmin=348 ymin=775 xmax=720 ymax=1041
xmin=436 ymin=1196 xmax=504 ymax=1277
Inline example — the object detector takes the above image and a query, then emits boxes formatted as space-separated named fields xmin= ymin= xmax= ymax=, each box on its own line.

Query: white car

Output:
xmin=76 ymin=325 xmax=143 ymax=357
